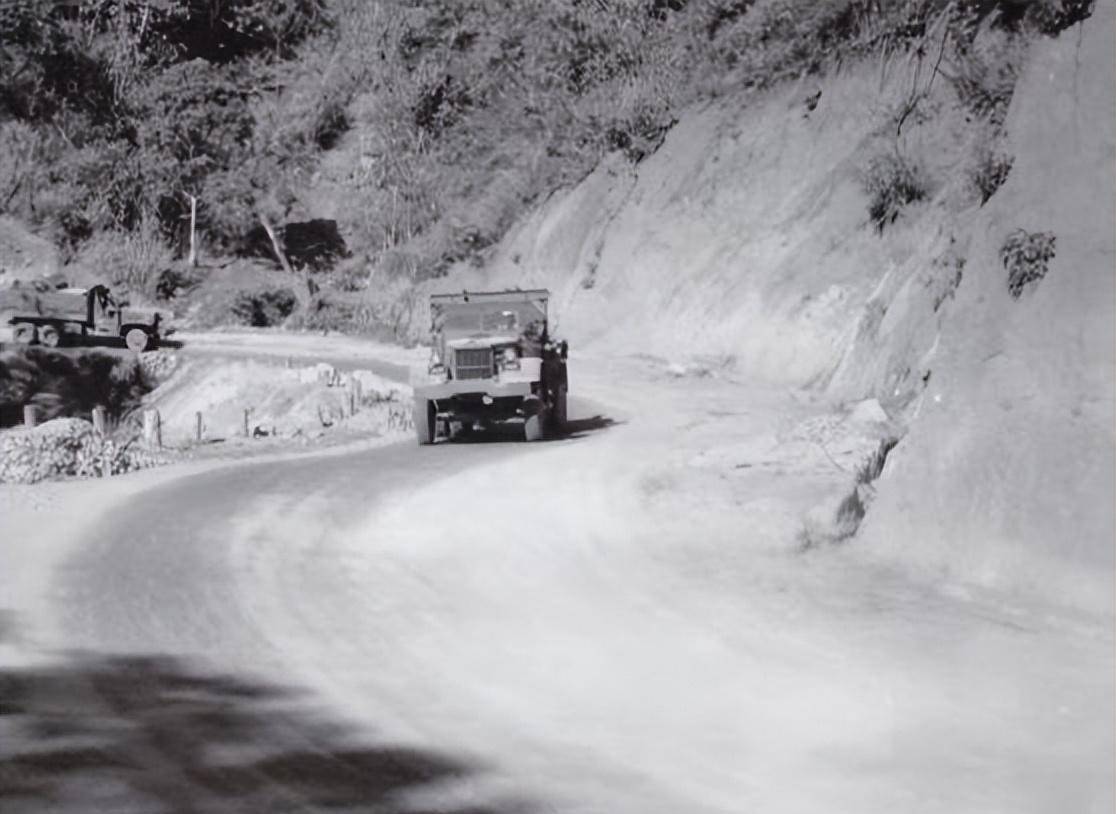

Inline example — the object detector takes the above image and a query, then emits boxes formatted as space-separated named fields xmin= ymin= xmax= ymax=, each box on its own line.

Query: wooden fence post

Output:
xmin=195 ymin=411 xmax=203 ymax=442
xmin=22 ymin=404 xmax=37 ymax=428
xmin=143 ymin=409 xmax=162 ymax=448
xmin=350 ymin=375 xmax=362 ymax=414
xmin=243 ymin=408 xmax=250 ymax=437
xmin=91 ymin=406 xmax=107 ymax=436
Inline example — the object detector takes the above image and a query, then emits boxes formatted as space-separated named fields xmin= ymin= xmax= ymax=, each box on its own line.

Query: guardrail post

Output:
xmin=195 ymin=411 xmax=203 ymax=442
xmin=143 ymin=409 xmax=162 ymax=448
xmin=350 ymin=375 xmax=362 ymax=413
xmin=92 ymin=406 xmax=107 ymax=436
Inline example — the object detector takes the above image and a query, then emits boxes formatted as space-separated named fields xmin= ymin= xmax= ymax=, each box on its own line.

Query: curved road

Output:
xmin=29 ymin=387 xmax=1116 ymax=814
xmin=49 ymin=400 xmax=680 ymax=812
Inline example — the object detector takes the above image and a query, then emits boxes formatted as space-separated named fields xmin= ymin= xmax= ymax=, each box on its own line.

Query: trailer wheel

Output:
xmin=125 ymin=328 xmax=150 ymax=353
xmin=13 ymin=324 xmax=35 ymax=345
xmin=39 ymin=325 xmax=61 ymax=348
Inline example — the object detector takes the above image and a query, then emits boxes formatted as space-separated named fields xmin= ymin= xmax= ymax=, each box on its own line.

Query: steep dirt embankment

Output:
xmin=433 ymin=11 xmax=1114 ymax=613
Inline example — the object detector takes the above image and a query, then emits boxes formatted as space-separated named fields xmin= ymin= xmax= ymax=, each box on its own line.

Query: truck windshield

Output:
xmin=440 ymin=305 xmax=542 ymax=336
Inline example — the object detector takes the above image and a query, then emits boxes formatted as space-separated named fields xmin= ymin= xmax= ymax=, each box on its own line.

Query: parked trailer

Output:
xmin=0 ymin=284 xmax=168 ymax=352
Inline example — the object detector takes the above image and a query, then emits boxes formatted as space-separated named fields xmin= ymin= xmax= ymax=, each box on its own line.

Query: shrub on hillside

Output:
xmin=70 ymin=219 xmax=176 ymax=298
xmin=284 ymin=294 xmax=363 ymax=332
xmin=1001 ymin=229 xmax=1056 ymax=298
xmin=944 ymin=28 xmax=1026 ymax=127
xmin=154 ymin=266 xmax=205 ymax=301
xmin=1023 ymin=0 xmax=1095 ymax=34
xmin=860 ymin=152 xmax=930 ymax=231
xmin=229 ymin=287 xmax=299 ymax=327
xmin=0 ymin=349 xmax=152 ymax=429
xmin=969 ymin=143 xmax=1014 ymax=205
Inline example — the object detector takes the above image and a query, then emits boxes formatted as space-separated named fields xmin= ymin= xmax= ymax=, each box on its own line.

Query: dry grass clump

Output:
xmin=1001 ymin=229 xmax=1056 ymax=298
xmin=860 ymin=152 xmax=931 ymax=231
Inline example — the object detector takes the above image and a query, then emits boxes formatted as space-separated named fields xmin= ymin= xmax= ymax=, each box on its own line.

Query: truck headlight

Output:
xmin=428 ymin=362 xmax=448 ymax=382
xmin=499 ymin=346 xmax=520 ymax=370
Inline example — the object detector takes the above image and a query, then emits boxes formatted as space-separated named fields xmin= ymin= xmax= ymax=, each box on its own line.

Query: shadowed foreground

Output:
xmin=0 ymin=653 xmax=524 ymax=814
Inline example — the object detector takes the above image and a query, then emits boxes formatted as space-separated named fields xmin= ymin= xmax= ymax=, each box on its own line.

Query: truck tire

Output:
xmin=524 ymin=408 xmax=548 ymax=442
xmin=13 ymin=324 xmax=35 ymax=345
xmin=125 ymin=328 xmax=150 ymax=353
xmin=551 ymin=388 xmax=568 ymax=434
xmin=39 ymin=324 xmax=61 ymax=348
xmin=414 ymin=399 xmax=436 ymax=445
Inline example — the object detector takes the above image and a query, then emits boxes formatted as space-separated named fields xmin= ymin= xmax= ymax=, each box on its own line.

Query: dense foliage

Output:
xmin=0 ymin=0 xmax=1095 ymax=302
xmin=0 ymin=348 xmax=152 ymax=427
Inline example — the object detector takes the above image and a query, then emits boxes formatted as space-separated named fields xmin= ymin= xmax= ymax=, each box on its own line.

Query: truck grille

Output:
xmin=453 ymin=348 xmax=494 ymax=380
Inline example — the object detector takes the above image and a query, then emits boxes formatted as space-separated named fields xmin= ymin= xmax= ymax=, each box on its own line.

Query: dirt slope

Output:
xmin=430 ymin=9 xmax=1114 ymax=613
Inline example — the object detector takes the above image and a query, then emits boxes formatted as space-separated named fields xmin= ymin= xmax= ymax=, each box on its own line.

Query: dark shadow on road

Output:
xmin=0 ymin=652 xmax=528 ymax=814
xmin=75 ymin=335 xmax=185 ymax=351
xmin=559 ymin=414 xmax=619 ymax=439
xmin=0 ymin=337 xmax=184 ymax=355
xmin=443 ymin=414 xmax=619 ymax=445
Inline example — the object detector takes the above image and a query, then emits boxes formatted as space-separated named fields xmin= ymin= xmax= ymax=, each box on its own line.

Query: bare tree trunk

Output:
xmin=258 ymin=213 xmax=293 ymax=275
xmin=186 ymin=193 xmax=198 ymax=267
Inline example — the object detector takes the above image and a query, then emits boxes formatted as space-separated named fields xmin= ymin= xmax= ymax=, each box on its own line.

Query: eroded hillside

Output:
xmin=430 ymin=4 xmax=1115 ymax=612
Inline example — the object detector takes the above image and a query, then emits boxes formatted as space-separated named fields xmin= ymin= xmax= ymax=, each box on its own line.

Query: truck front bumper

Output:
xmin=414 ymin=379 xmax=534 ymax=401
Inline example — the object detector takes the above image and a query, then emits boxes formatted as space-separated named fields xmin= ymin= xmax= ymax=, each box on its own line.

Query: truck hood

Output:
xmin=121 ymin=306 xmax=173 ymax=327
xmin=446 ymin=335 xmax=518 ymax=349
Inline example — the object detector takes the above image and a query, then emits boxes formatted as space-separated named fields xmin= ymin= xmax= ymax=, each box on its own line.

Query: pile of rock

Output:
xmin=137 ymin=350 xmax=178 ymax=382
xmin=0 ymin=417 xmax=168 ymax=484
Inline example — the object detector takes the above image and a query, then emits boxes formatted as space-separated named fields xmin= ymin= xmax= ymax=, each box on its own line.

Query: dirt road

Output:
xmin=3 ymin=351 xmax=1112 ymax=814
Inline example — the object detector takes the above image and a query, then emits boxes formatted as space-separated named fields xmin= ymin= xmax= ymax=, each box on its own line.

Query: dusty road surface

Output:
xmin=3 ymin=356 xmax=1113 ymax=814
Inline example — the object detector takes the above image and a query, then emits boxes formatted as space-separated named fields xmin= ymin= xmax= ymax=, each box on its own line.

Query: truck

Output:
xmin=0 ymin=283 xmax=168 ymax=352
xmin=412 ymin=289 xmax=569 ymax=444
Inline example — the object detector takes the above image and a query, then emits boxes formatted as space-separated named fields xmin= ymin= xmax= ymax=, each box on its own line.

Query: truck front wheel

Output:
xmin=524 ymin=412 xmax=546 ymax=442
xmin=124 ymin=328 xmax=151 ymax=353
xmin=414 ymin=399 xmax=436 ymax=445
xmin=39 ymin=324 xmax=61 ymax=348
xmin=13 ymin=324 xmax=35 ymax=345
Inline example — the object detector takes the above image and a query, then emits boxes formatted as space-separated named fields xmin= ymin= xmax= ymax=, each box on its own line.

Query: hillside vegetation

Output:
xmin=0 ymin=0 xmax=1095 ymax=332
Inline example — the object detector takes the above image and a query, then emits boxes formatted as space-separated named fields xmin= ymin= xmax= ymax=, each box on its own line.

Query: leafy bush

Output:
xmin=943 ymin=28 xmax=1027 ymax=127
xmin=286 ymin=294 xmax=358 ymax=332
xmin=1001 ymin=229 xmax=1056 ymax=298
xmin=240 ymin=219 xmax=349 ymax=271
xmin=101 ymin=221 xmax=176 ymax=296
xmin=970 ymin=144 xmax=1014 ymax=205
xmin=1023 ymin=0 xmax=1095 ymax=34
xmin=154 ymin=267 xmax=205 ymax=301
xmin=229 ymin=287 xmax=299 ymax=327
xmin=860 ymin=152 xmax=930 ymax=231
xmin=0 ymin=349 xmax=152 ymax=428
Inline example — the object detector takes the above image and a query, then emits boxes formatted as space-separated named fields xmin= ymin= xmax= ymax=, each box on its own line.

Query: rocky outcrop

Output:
xmin=0 ymin=418 xmax=167 ymax=484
